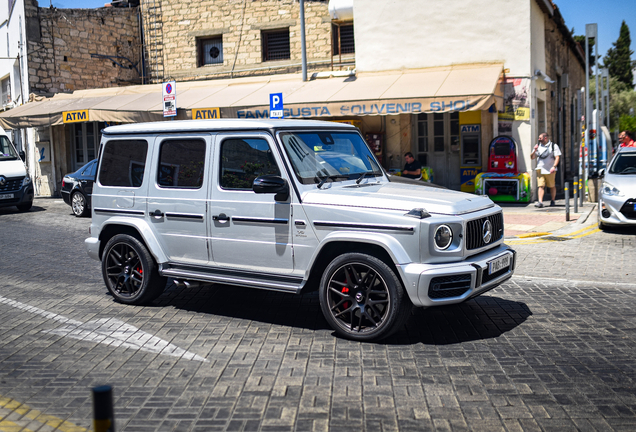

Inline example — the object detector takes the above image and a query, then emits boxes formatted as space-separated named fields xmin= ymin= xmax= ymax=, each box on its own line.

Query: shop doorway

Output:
xmin=414 ymin=112 xmax=461 ymax=189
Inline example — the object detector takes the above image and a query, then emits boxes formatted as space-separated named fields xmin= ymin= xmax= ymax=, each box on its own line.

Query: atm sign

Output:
xmin=460 ymin=125 xmax=480 ymax=133
xmin=63 ymin=110 xmax=89 ymax=123
xmin=192 ymin=108 xmax=220 ymax=120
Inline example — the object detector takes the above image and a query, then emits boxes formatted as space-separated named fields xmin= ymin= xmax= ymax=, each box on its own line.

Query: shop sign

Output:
xmin=192 ymin=108 xmax=220 ymax=119
xmin=232 ymin=96 xmax=491 ymax=119
xmin=63 ymin=110 xmax=89 ymax=123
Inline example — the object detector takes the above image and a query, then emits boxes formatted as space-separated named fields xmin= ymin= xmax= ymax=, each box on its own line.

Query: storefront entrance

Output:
xmin=414 ymin=112 xmax=461 ymax=189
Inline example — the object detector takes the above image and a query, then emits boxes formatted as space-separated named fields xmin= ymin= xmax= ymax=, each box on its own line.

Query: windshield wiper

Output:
xmin=317 ymin=174 xmax=350 ymax=189
xmin=356 ymin=171 xmax=375 ymax=184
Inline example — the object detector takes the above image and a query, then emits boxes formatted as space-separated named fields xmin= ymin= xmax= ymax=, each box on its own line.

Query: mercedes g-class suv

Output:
xmin=86 ymin=119 xmax=515 ymax=341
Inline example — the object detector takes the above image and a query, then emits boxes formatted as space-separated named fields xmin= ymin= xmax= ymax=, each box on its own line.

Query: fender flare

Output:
xmin=311 ymin=230 xmax=413 ymax=266
xmin=99 ymin=217 xmax=168 ymax=264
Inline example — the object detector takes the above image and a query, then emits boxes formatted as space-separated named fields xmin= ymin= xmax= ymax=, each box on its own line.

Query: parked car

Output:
xmin=598 ymin=146 xmax=636 ymax=230
xmin=0 ymin=126 xmax=33 ymax=212
xmin=85 ymin=119 xmax=515 ymax=341
xmin=61 ymin=159 xmax=97 ymax=217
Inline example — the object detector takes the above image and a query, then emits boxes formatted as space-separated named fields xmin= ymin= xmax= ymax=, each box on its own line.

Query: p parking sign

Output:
xmin=270 ymin=93 xmax=283 ymax=119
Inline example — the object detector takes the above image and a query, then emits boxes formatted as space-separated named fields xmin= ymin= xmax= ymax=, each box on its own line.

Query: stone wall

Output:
xmin=141 ymin=0 xmax=341 ymax=83
xmin=543 ymin=10 xmax=586 ymax=179
xmin=25 ymin=0 xmax=142 ymax=95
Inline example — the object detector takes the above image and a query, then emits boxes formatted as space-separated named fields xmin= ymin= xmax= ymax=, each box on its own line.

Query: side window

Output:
xmin=220 ymin=138 xmax=281 ymax=190
xmin=157 ymin=139 xmax=206 ymax=189
xmin=99 ymin=140 xmax=148 ymax=187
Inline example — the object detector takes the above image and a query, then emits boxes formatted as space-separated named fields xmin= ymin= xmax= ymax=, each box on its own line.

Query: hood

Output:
xmin=604 ymin=173 xmax=636 ymax=196
xmin=0 ymin=159 xmax=27 ymax=178
xmin=301 ymin=181 xmax=494 ymax=215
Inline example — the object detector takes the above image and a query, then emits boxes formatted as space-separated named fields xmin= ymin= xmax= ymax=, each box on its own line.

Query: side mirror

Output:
xmin=598 ymin=168 xmax=605 ymax=177
xmin=19 ymin=151 xmax=25 ymax=162
xmin=253 ymin=175 xmax=289 ymax=201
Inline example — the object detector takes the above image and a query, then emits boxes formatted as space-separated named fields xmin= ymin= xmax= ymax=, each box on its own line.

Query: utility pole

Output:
xmin=300 ymin=0 xmax=307 ymax=82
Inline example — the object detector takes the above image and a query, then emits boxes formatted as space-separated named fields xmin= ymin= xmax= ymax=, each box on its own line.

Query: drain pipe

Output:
xmin=300 ymin=0 xmax=307 ymax=81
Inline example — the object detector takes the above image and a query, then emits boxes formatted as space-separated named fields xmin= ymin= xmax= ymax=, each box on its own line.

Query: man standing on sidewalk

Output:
xmin=531 ymin=133 xmax=561 ymax=208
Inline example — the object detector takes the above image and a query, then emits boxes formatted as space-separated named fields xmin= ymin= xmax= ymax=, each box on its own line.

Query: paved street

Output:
xmin=0 ymin=198 xmax=635 ymax=431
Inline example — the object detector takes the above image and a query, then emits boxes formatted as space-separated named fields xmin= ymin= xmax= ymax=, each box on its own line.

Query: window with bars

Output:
xmin=332 ymin=23 xmax=355 ymax=55
xmin=262 ymin=29 xmax=290 ymax=61
xmin=198 ymin=36 xmax=223 ymax=66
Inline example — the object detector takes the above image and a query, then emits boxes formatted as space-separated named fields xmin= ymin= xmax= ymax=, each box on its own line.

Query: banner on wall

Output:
xmin=498 ymin=78 xmax=530 ymax=121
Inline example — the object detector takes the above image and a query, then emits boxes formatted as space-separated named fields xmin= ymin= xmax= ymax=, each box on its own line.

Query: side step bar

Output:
xmin=159 ymin=263 xmax=305 ymax=295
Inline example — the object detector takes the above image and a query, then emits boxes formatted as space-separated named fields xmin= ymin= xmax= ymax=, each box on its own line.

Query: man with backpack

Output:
xmin=531 ymin=133 xmax=561 ymax=208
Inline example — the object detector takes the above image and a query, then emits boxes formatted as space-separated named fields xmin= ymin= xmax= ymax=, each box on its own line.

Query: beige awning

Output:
xmin=0 ymin=63 xmax=503 ymax=129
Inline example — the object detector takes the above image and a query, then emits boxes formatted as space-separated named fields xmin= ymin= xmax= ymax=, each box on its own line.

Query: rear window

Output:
xmin=99 ymin=140 xmax=148 ymax=187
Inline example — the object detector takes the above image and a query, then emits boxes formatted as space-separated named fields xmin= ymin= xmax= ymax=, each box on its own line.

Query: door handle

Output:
xmin=150 ymin=209 xmax=164 ymax=218
xmin=213 ymin=213 xmax=230 ymax=222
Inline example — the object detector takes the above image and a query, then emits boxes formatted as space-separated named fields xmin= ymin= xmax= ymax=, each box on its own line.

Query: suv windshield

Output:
xmin=0 ymin=136 xmax=19 ymax=161
xmin=279 ymin=131 xmax=382 ymax=185
xmin=609 ymin=152 xmax=636 ymax=175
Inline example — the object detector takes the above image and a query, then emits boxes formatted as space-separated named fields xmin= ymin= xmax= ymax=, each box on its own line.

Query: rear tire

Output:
xmin=319 ymin=252 xmax=412 ymax=341
xmin=71 ymin=192 xmax=88 ymax=217
xmin=101 ymin=234 xmax=167 ymax=305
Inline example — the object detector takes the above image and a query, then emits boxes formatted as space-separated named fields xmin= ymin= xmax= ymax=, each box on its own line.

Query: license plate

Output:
xmin=488 ymin=254 xmax=511 ymax=275
xmin=0 ymin=193 xmax=14 ymax=200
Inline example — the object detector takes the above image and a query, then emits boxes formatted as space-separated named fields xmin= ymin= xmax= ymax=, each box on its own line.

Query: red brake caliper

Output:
xmin=342 ymin=287 xmax=349 ymax=309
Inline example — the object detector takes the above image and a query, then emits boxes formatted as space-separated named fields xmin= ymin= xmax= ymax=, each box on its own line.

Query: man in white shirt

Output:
xmin=530 ymin=133 xmax=561 ymax=208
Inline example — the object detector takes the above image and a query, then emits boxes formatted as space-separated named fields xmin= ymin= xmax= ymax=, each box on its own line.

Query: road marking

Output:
xmin=506 ymin=225 xmax=600 ymax=244
xmin=0 ymin=395 xmax=86 ymax=432
xmin=0 ymin=296 xmax=208 ymax=362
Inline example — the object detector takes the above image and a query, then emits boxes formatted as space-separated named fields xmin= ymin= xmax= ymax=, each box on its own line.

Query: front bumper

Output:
xmin=398 ymin=244 xmax=515 ymax=307
xmin=0 ymin=181 xmax=34 ymax=209
xmin=599 ymin=195 xmax=636 ymax=226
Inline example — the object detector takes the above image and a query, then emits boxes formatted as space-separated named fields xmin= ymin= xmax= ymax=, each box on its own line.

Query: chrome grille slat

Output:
xmin=465 ymin=212 xmax=504 ymax=250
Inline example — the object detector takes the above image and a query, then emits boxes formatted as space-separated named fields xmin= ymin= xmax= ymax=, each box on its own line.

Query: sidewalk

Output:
xmin=500 ymin=198 xmax=596 ymax=238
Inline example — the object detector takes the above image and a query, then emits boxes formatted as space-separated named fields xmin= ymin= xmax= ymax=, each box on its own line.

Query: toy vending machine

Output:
xmin=474 ymin=135 xmax=530 ymax=202
xmin=365 ymin=133 xmax=383 ymax=162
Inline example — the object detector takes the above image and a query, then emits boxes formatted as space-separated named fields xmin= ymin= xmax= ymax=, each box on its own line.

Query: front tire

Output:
xmin=16 ymin=202 xmax=32 ymax=212
xmin=101 ymin=234 xmax=167 ymax=305
xmin=71 ymin=191 xmax=88 ymax=217
xmin=319 ymin=252 xmax=412 ymax=341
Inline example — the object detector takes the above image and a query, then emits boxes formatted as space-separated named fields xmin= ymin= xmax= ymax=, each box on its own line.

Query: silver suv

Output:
xmin=86 ymin=119 xmax=515 ymax=341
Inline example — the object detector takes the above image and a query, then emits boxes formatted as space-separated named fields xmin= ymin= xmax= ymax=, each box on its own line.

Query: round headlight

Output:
xmin=434 ymin=224 xmax=453 ymax=250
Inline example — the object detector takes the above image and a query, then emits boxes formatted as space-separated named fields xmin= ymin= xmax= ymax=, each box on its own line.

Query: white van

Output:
xmin=0 ymin=127 xmax=34 ymax=212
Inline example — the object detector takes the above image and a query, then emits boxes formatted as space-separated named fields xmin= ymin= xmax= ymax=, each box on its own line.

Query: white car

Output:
xmin=85 ymin=119 xmax=515 ymax=341
xmin=598 ymin=146 xmax=636 ymax=230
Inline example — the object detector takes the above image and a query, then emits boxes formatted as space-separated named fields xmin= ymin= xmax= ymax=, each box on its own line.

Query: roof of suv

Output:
xmin=102 ymin=119 xmax=357 ymax=135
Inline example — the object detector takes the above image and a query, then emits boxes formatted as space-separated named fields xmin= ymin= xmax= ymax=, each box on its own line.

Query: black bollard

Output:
xmin=573 ymin=176 xmax=578 ymax=213
xmin=93 ymin=385 xmax=115 ymax=432
xmin=565 ymin=182 xmax=570 ymax=222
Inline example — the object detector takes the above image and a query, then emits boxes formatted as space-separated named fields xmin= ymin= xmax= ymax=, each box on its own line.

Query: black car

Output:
xmin=61 ymin=159 xmax=96 ymax=217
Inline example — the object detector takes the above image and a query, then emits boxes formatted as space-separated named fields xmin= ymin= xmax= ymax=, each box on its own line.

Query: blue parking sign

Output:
xmin=270 ymin=93 xmax=283 ymax=119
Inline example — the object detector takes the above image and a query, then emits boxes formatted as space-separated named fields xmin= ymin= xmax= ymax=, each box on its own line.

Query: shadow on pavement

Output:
xmin=153 ymin=282 xmax=531 ymax=345
xmin=0 ymin=205 xmax=46 ymax=215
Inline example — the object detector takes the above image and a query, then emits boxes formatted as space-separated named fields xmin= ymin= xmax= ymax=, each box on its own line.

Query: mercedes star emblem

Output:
xmin=482 ymin=219 xmax=493 ymax=244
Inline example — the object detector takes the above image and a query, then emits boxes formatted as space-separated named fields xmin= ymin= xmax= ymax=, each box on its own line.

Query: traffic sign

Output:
xmin=163 ymin=81 xmax=177 ymax=117
xmin=270 ymin=93 xmax=283 ymax=119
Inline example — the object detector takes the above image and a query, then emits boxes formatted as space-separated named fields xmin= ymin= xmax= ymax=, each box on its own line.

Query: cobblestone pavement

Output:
xmin=0 ymin=199 xmax=634 ymax=431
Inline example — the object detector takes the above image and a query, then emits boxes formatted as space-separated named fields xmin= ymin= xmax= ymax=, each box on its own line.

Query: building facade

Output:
xmin=1 ymin=0 xmax=586 ymax=200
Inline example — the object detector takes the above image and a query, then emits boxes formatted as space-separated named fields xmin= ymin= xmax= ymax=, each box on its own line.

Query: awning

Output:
xmin=0 ymin=63 xmax=503 ymax=129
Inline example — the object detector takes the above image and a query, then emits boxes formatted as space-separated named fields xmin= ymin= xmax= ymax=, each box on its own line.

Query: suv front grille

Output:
xmin=619 ymin=199 xmax=636 ymax=220
xmin=428 ymin=274 xmax=472 ymax=299
xmin=465 ymin=212 xmax=503 ymax=250
xmin=0 ymin=176 xmax=23 ymax=193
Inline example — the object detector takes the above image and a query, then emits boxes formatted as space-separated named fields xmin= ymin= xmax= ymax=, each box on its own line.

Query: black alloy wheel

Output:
xmin=319 ymin=252 xmax=412 ymax=341
xmin=101 ymin=234 xmax=166 ymax=305
xmin=71 ymin=191 xmax=88 ymax=217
